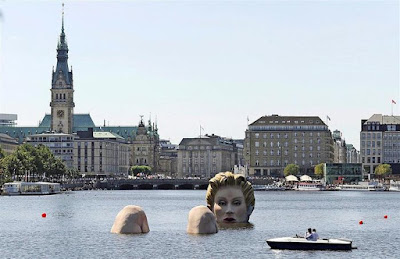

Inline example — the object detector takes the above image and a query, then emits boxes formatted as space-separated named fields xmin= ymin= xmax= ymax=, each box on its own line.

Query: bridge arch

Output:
xmin=157 ymin=184 xmax=175 ymax=190
xmin=178 ymin=184 xmax=194 ymax=190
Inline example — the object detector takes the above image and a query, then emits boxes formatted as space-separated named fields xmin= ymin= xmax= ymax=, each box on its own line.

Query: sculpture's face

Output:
xmin=213 ymin=186 xmax=247 ymax=223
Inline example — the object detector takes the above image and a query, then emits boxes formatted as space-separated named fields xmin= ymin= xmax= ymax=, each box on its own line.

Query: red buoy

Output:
xmin=42 ymin=213 xmax=47 ymax=218
xmin=359 ymin=220 xmax=363 ymax=225
xmin=384 ymin=215 xmax=388 ymax=219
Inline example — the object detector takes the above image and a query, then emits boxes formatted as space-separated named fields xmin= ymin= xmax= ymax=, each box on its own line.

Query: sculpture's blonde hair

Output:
xmin=206 ymin=172 xmax=255 ymax=219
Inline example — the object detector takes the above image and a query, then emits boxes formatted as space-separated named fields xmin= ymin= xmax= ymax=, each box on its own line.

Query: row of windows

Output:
xmin=362 ymin=157 xmax=381 ymax=164
xmin=253 ymin=132 xmax=322 ymax=138
xmin=258 ymin=119 xmax=321 ymax=124
xmin=254 ymin=160 xmax=319 ymax=166
xmin=55 ymin=93 xmax=67 ymax=100
xmin=361 ymin=141 xmax=381 ymax=148
xmin=249 ymin=125 xmax=327 ymax=131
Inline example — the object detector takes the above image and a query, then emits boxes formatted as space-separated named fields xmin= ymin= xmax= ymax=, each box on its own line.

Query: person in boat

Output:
xmin=111 ymin=171 xmax=255 ymax=234
xmin=305 ymin=228 xmax=313 ymax=240
xmin=311 ymin=229 xmax=319 ymax=241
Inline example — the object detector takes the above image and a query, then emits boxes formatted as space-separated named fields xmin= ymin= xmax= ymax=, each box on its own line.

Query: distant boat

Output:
xmin=1 ymin=182 xmax=61 ymax=196
xmin=266 ymin=237 xmax=354 ymax=250
xmin=252 ymin=185 xmax=285 ymax=191
xmin=338 ymin=182 xmax=385 ymax=191
xmin=295 ymin=182 xmax=324 ymax=191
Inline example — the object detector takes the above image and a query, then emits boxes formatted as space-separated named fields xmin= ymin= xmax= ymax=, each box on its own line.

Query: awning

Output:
xmin=285 ymin=175 xmax=299 ymax=182
xmin=300 ymin=175 xmax=313 ymax=182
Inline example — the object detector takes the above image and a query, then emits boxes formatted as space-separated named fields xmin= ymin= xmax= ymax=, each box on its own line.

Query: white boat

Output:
xmin=2 ymin=182 xmax=61 ymax=195
xmin=295 ymin=182 xmax=324 ymax=191
xmin=266 ymin=237 xmax=354 ymax=250
xmin=389 ymin=180 xmax=400 ymax=192
xmin=338 ymin=182 xmax=385 ymax=191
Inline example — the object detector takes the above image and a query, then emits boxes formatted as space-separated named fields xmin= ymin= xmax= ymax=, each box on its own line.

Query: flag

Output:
xmin=392 ymin=100 xmax=397 ymax=104
xmin=327 ymin=116 xmax=331 ymax=121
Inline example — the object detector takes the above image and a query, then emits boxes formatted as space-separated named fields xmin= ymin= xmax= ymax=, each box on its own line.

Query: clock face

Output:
xmin=57 ymin=110 xmax=64 ymax=118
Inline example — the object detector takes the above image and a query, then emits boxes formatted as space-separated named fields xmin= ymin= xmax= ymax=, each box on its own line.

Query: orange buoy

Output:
xmin=384 ymin=215 xmax=388 ymax=219
xmin=42 ymin=213 xmax=47 ymax=218
xmin=359 ymin=220 xmax=363 ymax=225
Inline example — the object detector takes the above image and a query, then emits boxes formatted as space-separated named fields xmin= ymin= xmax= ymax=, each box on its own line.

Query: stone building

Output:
xmin=177 ymin=135 xmax=239 ymax=178
xmin=360 ymin=114 xmax=400 ymax=176
xmin=131 ymin=118 xmax=160 ymax=173
xmin=346 ymin=144 xmax=360 ymax=163
xmin=158 ymin=139 xmax=178 ymax=177
xmin=244 ymin=115 xmax=334 ymax=177
xmin=332 ymin=130 xmax=347 ymax=163
xmin=0 ymin=133 xmax=19 ymax=155
xmin=26 ymin=133 xmax=75 ymax=168
xmin=73 ymin=129 xmax=130 ymax=176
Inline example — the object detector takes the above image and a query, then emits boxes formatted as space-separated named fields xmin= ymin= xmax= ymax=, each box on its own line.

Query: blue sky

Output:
xmin=0 ymin=1 xmax=398 ymax=149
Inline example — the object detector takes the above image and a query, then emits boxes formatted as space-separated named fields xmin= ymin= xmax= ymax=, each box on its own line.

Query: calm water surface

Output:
xmin=1 ymin=190 xmax=399 ymax=258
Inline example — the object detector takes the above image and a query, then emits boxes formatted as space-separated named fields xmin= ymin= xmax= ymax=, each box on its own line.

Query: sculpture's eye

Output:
xmin=233 ymin=200 xmax=241 ymax=206
xmin=217 ymin=200 xmax=226 ymax=206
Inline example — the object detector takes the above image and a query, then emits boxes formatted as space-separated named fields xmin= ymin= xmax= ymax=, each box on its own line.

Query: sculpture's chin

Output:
xmin=217 ymin=222 xmax=254 ymax=230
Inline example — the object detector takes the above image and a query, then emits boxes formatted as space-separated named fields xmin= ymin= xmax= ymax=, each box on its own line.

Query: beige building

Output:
xmin=177 ymin=135 xmax=239 ymax=178
xmin=26 ymin=133 xmax=74 ymax=168
xmin=360 ymin=114 xmax=400 ymax=177
xmin=158 ymin=140 xmax=178 ymax=177
xmin=244 ymin=115 xmax=334 ymax=177
xmin=0 ymin=133 xmax=19 ymax=155
xmin=74 ymin=129 xmax=130 ymax=176
xmin=332 ymin=130 xmax=347 ymax=163
xmin=131 ymin=118 xmax=160 ymax=173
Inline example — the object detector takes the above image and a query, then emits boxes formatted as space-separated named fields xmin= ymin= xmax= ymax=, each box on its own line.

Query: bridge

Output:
xmin=62 ymin=178 xmax=274 ymax=190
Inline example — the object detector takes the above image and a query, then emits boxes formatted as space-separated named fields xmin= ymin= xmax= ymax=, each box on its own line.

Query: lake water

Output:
xmin=1 ymin=190 xmax=399 ymax=258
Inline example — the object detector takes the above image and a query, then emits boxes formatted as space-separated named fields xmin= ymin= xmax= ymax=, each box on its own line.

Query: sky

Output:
xmin=0 ymin=1 xmax=399 ymax=149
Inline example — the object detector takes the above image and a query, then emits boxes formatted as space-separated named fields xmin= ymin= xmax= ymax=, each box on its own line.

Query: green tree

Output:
xmin=130 ymin=165 xmax=152 ymax=176
xmin=1 ymin=144 xmax=67 ymax=181
xmin=375 ymin=164 xmax=392 ymax=179
xmin=314 ymin=163 xmax=324 ymax=178
xmin=284 ymin=164 xmax=299 ymax=177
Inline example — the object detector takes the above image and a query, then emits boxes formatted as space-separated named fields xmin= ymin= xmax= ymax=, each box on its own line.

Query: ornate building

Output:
xmin=50 ymin=10 xmax=75 ymax=134
xmin=131 ymin=117 xmax=160 ymax=173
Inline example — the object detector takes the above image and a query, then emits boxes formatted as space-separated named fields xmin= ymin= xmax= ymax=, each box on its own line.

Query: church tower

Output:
xmin=50 ymin=4 xmax=74 ymax=133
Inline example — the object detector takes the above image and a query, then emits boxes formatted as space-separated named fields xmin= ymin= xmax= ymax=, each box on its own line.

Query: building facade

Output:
xmin=50 ymin=11 xmax=75 ymax=134
xmin=73 ymin=129 xmax=130 ymax=176
xmin=0 ymin=133 xmax=19 ymax=155
xmin=346 ymin=144 xmax=360 ymax=163
xmin=26 ymin=133 xmax=75 ymax=168
xmin=360 ymin=114 xmax=400 ymax=176
xmin=332 ymin=130 xmax=347 ymax=163
xmin=244 ymin=115 xmax=334 ymax=177
xmin=158 ymin=139 xmax=178 ymax=177
xmin=177 ymin=135 xmax=239 ymax=178
xmin=131 ymin=118 xmax=160 ymax=173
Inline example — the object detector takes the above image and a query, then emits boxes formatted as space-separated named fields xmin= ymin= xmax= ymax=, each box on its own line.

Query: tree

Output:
xmin=1 ymin=144 xmax=67 ymax=181
xmin=284 ymin=164 xmax=299 ymax=177
xmin=130 ymin=165 xmax=152 ymax=176
xmin=314 ymin=163 xmax=324 ymax=178
xmin=375 ymin=164 xmax=392 ymax=179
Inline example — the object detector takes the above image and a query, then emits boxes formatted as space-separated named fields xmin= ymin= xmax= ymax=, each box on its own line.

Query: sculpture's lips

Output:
xmin=223 ymin=217 xmax=236 ymax=223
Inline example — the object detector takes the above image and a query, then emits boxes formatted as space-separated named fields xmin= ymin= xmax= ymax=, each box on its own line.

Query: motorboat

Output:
xmin=266 ymin=237 xmax=354 ymax=250
xmin=1 ymin=182 xmax=61 ymax=195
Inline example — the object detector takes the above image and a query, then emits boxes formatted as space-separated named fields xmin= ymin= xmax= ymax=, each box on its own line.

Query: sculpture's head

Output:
xmin=206 ymin=172 xmax=255 ymax=223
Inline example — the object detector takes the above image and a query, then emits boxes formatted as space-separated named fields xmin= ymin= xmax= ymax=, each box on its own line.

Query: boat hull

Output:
xmin=266 ymin=237 xmax=353 ymax=251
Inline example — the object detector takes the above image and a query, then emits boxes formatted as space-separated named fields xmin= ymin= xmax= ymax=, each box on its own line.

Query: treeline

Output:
xmin=0 ymin=144 xmax=69 ymax=184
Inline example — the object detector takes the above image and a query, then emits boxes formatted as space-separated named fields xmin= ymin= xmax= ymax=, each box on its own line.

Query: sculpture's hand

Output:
xmin=111 ymin=205 xmax=150 ymax=234
xmin=187 ymin=205 xmax=218 ymax=234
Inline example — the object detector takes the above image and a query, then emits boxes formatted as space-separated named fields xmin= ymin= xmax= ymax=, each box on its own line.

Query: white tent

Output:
xmin=285 ymin=175 xmax=299 ymax=182
xmin=300 ymin=175 xmax=313 ymax=182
